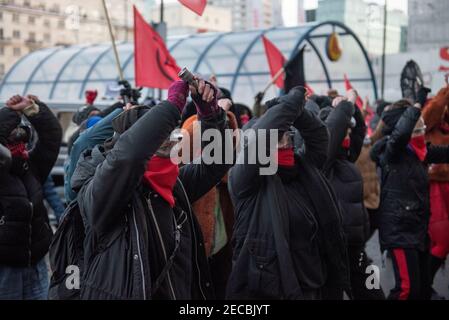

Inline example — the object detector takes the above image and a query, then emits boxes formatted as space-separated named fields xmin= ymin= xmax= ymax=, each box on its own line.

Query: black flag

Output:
xmin=284 ymin=46 xmax=306 ymax=93
xmin=400 ymin=60 xmax=424 ymax=102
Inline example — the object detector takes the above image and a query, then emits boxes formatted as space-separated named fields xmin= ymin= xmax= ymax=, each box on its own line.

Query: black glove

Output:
xmin=255 ymin=92 xmax=264 ymax=104
xmin=416 ymin=87 xmax=431 ymax=107
xmin=282 ymin=86 xmax=306 ymax=116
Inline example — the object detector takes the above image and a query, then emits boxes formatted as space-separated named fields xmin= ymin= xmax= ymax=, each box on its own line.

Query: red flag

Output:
xmin=178 ymin=0 xmax=207 ymax=16
xmin=344 ymin=74 xmax=375 ymax=135
xmin=134 ymin=6 xmax=180 ymax=89
xmin=262 ymin=35 xmax=286 ymax=89
xmin=343 ymin=74 xmax=364 ymax=110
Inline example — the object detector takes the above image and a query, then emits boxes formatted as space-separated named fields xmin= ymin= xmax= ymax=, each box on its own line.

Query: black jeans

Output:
xmin=389 ymin=248 xmax=431 ymax=300
xmin=322 ymin=247 xmax=385 ymax=300
xmin=348 ymin=246 xmax=385 ymax=300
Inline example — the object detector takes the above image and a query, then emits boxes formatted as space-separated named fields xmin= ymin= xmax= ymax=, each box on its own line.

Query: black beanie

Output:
xmin=72 ymin=105 xmax=100 ymax=125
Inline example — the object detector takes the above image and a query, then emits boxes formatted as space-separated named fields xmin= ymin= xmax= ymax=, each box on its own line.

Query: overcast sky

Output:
xmin=156 ymin=0 xmax=408 ymax=27
xmin=282 ymin=0 xmax=408 ymax=26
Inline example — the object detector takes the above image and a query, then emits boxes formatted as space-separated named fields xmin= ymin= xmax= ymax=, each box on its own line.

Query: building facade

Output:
xmin=407 ymin=0 xmax=449 ymax=51
xmin=0 ymin=0 xmax=145 ymax=79
xmin=208 ymin=0 xmax=283 ymax=31
xmin=149 ymin=2 xmax=232 ymax=36
xmin=316 ymin=0 xmax=407 ymax=56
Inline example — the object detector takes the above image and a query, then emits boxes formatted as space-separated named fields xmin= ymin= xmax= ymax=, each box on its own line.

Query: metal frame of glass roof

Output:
xmin=0 ymin=21 xmax=378 ymax=109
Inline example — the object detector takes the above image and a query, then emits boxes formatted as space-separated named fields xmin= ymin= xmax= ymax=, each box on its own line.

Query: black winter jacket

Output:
xmin=371 ymin=107 xmax=449 ymax=251
xmin=323 ymin=102 xmax=370 ymax=247
xmin=227 ymin=93 xmax=350 ymax=300
xmin=0 ymin=102 xmax=62 ymax=267
xmin=72 ymin=101 xmax=233 ymax=300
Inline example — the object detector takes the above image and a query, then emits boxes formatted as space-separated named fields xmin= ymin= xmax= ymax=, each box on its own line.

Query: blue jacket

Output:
xmin=64 ymin=108 xmax=121 ymax=203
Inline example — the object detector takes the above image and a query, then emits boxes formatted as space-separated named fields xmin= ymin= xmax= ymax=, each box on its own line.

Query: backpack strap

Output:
xmin=150 ymin=204 xmax=188 ymax=296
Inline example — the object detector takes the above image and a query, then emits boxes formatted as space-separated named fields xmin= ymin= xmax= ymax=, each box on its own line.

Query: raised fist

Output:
xmin=5 ymin=95 xmax=33 ymax=112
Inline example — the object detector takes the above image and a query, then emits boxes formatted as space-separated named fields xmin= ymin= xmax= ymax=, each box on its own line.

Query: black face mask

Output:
xmin=112 ymin=106 xmax=151 ymax=134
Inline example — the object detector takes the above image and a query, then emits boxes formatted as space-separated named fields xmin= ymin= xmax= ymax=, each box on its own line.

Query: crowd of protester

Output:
xmin=1 ymin=72 xmax=449 ymax=300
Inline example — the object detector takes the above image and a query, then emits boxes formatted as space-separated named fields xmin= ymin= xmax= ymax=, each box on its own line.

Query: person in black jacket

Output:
xmin=0 ymin=94 xmax=62 ymax=299
xmin=71 ymin=79 xmax=233 ymax=299
xmin=227 ymin=87 xmax=350 ymax=300
xmin=371 ymin=89 xmax=449 ymax=300
xmin=320 ymin=91 xmax=385 ymax=300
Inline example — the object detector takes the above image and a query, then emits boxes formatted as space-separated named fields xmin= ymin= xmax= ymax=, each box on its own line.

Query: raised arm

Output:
xmin=0 ymin=106 xmax=21 ymax=146
xmin=294 ymin=108 xmax=329 ymax=169
xmin=384 ymin=107 xmax=421 ymax=160
xmin=229 ymin=87 xmax=305 ymax=199
xmin=26 ymin=100 xmax=63 ymax=184
xmin=348 ymin=106 xmax=367 ymax=162
xmin=78 ymin=101 xmax=181 ymax=238
xmin=324 ymin=101 xmax=354 ymax=167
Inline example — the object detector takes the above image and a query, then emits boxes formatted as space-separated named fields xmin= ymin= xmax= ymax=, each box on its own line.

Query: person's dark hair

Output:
xmin=232 ymin=103 xmax=253 ymax=128
xmin=389 ymin=99 xmax=412 ymax=111
xmin=219 ymin=87 xmax=232 ymax=101
xmin=375 ymin=99 xmax=391 ymax=117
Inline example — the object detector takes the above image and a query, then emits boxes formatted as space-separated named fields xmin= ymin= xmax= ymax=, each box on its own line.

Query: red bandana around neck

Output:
xmin=409 ymin=136 xmax=428 ymax=162
xmin=342 ymin=137 xmax=351 ymax=149
xmin=276 ymin=148 xmax=295 ymax=167
xmin=143 ymin=156 xmax=179 ymax=208
xmin=6 ymin=142 xmax=29 ymax=160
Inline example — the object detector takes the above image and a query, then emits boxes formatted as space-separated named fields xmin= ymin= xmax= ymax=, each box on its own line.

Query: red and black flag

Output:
xmin=134 ymin=6 xmax=180 ymax=89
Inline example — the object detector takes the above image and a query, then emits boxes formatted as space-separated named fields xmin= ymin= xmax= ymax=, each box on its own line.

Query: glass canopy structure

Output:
xmin=0 ymin=21 xmax=377 ymax=109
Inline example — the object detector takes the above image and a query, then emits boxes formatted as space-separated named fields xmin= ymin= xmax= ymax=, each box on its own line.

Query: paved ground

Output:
xmin=366 ymin=231 xmax=449 ymax=299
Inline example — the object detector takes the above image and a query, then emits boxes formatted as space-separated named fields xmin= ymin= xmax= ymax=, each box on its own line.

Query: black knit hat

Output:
xmin=72 ymin=105 xmax=100 ymax=125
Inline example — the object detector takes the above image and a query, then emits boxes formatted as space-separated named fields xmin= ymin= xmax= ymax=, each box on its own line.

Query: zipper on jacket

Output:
xmin=28 ymin=202 xmax=33 ymax=267
xmin=177 ymin=179 xmax=207 ymax=300
xmin=295 ymin=198 xmax=319 ymax=241
xmin=132 ymin=208 xmax=147 ymax=300
xmin=147 ymin=197 xmax=177 ymax=300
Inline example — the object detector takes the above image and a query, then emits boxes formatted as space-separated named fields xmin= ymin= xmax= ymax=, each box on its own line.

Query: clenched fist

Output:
xmin=5 ymin=95 xmax=33 ymax=112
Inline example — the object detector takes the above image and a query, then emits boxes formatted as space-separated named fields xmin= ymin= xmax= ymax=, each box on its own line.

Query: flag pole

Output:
xmin=262 ymin=67 xmax=285 ymax=94
xmin=102 ymin=0 xmax=125 ymax=81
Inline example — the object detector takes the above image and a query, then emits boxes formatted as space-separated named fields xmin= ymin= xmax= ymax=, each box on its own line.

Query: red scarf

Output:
xmin=6 ymin=142 xmax=29 ymax=160
xmin=342 ymin=137 xmax=351 ymax=149
xmin=240 ymin=114 xmax=250 ymax=126
xmin=409 ymin=136 xmax=428 ymax=162
xmin=143 ymin=156 xmax=179 ymax=208
xmin=276 ymin=148 xmax=295 ymax=167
